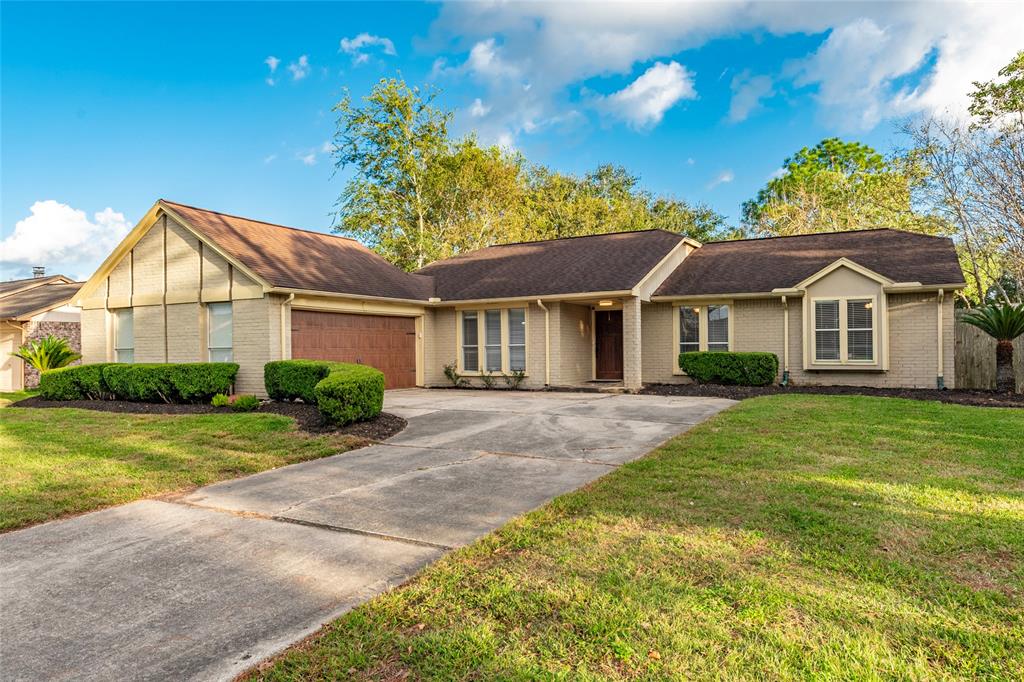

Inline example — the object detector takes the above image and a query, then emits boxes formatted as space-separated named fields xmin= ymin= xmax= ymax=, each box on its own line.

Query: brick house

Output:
xmin=74 ymin=199 xmax=966 ymax=395
xmin=1 ymin=274 xmax=83 ymax=391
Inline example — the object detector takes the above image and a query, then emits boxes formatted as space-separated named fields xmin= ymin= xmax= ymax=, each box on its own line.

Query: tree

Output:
xmin=969 ymin=50 xmax=1024 ymax=131
xmin=12 ymin=335 xmax=81 ymax=373
xmin=742 ymin=138 xmax=939 ymax=237
xmin=961 ymin=304 xmax=1024 ymax=393
xmin=332 ymin=79 xmax=451 ymax=270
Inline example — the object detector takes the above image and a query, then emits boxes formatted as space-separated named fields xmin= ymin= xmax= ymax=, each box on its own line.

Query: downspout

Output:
xmin=780 ymin=295 xmax=790 ymax=386
xmin=280 ymin=293 xmax=294 ymax=361
xmin=936 ymin=289 xmax=945 ymax=390
xmin=536 ymin=299 xmax=550 ymax=386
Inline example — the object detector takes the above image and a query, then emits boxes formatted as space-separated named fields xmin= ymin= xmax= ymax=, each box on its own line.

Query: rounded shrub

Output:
xmin=39 ymin=363 xmax=115 ymax=400
xmin=313 ymin=363 xmax=385 ymax=425
xmin=264 ymin=360 xmax=332 ymax=403
xmin=679 ymin=351 xmax=779 ymax=386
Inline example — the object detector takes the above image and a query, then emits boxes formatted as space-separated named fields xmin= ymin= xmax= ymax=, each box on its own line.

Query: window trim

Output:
xmin=671 ymin=301 xmax=733 ymax=374
xmin=460 ymin=310 xmax=480 ymax=373
xmin=113 ymin=307 xmax=134 ymax=364
xmin=456 ymin=305 xmax=529 ymax=375
xmin=207 ymin=301 xmax=233 ymax=363
xmin=810 ymin=295 xmax=878 ymax=366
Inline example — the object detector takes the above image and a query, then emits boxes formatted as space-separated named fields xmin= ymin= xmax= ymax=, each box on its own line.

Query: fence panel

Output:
xmin=954 ymin=311 xmax=1024 ymax=391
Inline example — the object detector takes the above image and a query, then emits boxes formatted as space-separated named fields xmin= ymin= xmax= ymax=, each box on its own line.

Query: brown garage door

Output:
xmin=291 ymin=311 xmax=417 ymax=389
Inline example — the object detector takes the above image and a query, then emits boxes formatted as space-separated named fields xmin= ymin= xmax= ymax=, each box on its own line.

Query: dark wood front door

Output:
xmin=291 ymin=311 xmax=417 ymax=389
xmin=594 ymin=310 xmax=624 ymax=381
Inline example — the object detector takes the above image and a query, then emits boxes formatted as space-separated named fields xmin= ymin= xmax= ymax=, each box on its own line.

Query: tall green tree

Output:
xmin=969 ymin=50 xmax=1024 ymax=131
xmin=741 ymin=138 xmax=938 ymax=237
xmin=332 ymin=79 xmax=451 ymax=270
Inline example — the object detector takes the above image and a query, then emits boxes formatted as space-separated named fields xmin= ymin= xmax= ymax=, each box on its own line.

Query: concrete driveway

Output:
xmin=0 ymin=390 xmax=734 ymax=681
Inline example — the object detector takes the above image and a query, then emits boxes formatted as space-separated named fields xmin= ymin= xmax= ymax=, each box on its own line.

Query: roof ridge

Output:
xmin=496 ymin=228 xmax=680 ymax=248
xmin=706 ymin=227 xmax=951 ymax=245
xmin=159 ymin=199 xmax=360 ymax=244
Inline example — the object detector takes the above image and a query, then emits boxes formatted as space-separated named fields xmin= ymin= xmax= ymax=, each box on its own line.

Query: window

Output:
xmin=484 ymin=309 xmax=502 ymax=372
xmin=462 ymin=311 xmax=479 ymax=372
xmin=114 ymin=308 xmax=134 ymax=363
xmin=679 ymin=307 xmax=699 ymax=353
xmin=846 ymin=299 xmax=874 ymax=361
xmin=814 ymin=300 xmax=841 ymax=361
xmin=707 ymin=305 xmax=729 ymax=352
xmin=207 ymin=302 xmax=233 ymax=362
xmin=508 ymin=308 xmax=526 ymax=371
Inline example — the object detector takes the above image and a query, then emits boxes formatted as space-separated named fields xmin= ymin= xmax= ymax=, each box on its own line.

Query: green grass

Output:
xmin=0 ymin=388 xmax=38 ymax=407
xmin=0 ymin=407 xmax=362 ymax=531
xmin=253 ymin=395 xmax=1024 ymax=681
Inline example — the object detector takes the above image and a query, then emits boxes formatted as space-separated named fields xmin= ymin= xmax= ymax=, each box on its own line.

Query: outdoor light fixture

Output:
xmin=598 ymin=300 xmax=614 ymax=307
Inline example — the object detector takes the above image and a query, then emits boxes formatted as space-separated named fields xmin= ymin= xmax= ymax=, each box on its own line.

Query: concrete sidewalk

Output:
xmin=0 ymin=390 xmax=733 ymax=681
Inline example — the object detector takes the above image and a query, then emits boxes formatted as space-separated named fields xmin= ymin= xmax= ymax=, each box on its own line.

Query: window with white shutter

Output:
xmin=679 ymin=307 xmax=699 ymax=353
xmin=507 ymin=308 xmax=526 ymax=371
xmin=484 ymin=309 xmax=502 ymax=372
xmin=114 ymin=308 xmax=134 ymax=363
xmin=461 ymin=311 xmax=479 ymax=372
xmin=815 ymin=300 xmax=841 ymax=361
xmin=207 ymin=302 xmax=233 ymax=362
xmin=846 ymin=299 xmax=874 ymax=361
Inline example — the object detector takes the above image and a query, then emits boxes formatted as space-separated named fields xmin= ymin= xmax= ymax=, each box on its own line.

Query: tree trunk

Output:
xmin=995 ymin=340 xmax=1016 ymax=393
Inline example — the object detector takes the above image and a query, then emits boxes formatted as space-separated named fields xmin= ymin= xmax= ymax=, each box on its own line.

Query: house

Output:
xmin=74 ymin=199 xmax=966 ymax=396
xmin=1 ymin=274 xmax=83 ymax=391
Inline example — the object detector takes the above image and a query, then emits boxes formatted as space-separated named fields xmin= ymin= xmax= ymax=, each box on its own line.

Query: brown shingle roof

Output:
xmin=0 ymin=281 xmax=83 ymax=319
xmin=161 ymin=200 xmax=435 ymax=301
xmin=418 ymin=230 xmax=684 ymax=300
xmin=654 ymin=229 xmax=965 ymax=297
xmin=0 ymin=275 xmax=73 ymax=298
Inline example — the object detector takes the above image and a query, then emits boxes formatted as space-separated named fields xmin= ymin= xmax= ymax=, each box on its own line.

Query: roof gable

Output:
xmin=0 ymin=281 xmax=82 ymax=320
xmin=654 ymin=229 xmax=965 ymax=297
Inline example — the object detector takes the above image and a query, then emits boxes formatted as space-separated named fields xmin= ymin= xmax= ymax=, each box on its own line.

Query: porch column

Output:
xmin=623 ymin=296 xmax=643 ymax=390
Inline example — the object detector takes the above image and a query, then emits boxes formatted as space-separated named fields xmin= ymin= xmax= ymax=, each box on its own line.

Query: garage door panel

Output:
xmin=292 ymin=311 xmax=417 ymax=390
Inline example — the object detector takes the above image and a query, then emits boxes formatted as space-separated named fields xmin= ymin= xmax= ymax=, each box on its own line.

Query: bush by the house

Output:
xmin=38 ymin=363 xmax=115 ymax=400
xmin=230 ymin=394 xmax=261 ymax=412
xmin=264 ymin=360 xmax=332 ymax=403
xmin=314 ymin=363 xmax=385 ymax=425
xmin=679 ymin=351 xmax=779 ymax=386
xmin=211 ymin=393 xmax=231 ymax=407
xmin=41 ymin=362 xmax=238 ymax=403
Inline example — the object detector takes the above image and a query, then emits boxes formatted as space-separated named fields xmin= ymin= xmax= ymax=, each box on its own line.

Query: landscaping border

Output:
xmin=640 ymin=382 xmax=1024 ymax=407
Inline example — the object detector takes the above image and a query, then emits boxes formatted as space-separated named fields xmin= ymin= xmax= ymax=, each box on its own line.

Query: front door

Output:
xmin=594 ymin=310 xmax=624 ymax=381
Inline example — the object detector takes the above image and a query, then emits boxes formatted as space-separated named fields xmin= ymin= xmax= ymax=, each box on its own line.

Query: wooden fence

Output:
xmin=954 ymin=311 xmax=1024 ymax=391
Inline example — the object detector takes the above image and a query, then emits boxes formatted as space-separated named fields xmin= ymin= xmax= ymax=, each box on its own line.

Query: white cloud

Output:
xmin=287 ymin=55 xmax=310 ymax=81
xmin=601 ymin=61 xmax=696 ymax=129
xmin=686 ymin=157 xmax=696 ymax=166
xmin=320 ymin=140 xmax=334 ymax=154
xmin=297 ymin=151 xmax=317 ymax=166
xmin=769 ymin=167 xmax=787 ymax=180
xmin=264 ymin=55 xmax=280 ymax=86
xmin=339 ymin=33 xmax=397 ymax=65
xmin=263 ymin=154 xmax=277 ymax=164
xmin=430 ymin=1 xmax=1023 ymax=140
xmin=728 ymin=70 xmax=775 ymax=123
xmin=707 ymin=170 xmax=735 ymax=190
xmin=469 ymin=98 xmax=491 ymax=117
xmin=0 ymin=201 xmax=132 ymax=280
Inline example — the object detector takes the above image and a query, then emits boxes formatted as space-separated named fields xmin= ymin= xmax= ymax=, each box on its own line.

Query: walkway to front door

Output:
xmin=594 ymin=309 xmax=623 ymax=380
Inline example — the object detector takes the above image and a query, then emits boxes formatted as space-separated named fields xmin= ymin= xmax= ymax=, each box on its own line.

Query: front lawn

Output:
xmin=0 ymin=407 xmax=363 ymax=531
xmin=253 ymin=395 xmax=1024 ymax=680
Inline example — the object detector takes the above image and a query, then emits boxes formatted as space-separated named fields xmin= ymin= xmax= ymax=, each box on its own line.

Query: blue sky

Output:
xmin=1 ymin=1 xmax=1018 ymax=280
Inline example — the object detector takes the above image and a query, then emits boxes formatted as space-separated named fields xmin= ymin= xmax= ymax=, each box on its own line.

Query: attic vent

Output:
xmin=32 ymin=266 xmax=46 ymax=278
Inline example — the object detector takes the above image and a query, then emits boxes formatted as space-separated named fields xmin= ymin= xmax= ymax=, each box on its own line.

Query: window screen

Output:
xmin=847 ymin=299 xmax=874 ymax=361
xmin=484 ymin=309 xmax=502 ymax=372
xmin=707 ymin=305 xmax=729 ymax=351
xmin=207 ymin=302 xmax=233 ymax=362
xmin=114 ymin=308 xmax=134 ymax=364
xmin=507 ymin=308 xmax=526 ymax=371
xmin=679 ymin=307 xmax=700 ymax=353
xmin=815 ymin=300 xmax=840 ymax=361
xmin=462 ymin=311 xmax=479 ymax=371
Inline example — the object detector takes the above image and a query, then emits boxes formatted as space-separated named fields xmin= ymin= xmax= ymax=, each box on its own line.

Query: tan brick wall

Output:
xmin=81 ymin=308 xmax=108 ymax=364
xmin=232 ymin=296 xmax=279 ymax=396
xmin=108 ymin=257 xmax=131 ymax=300
xmin=202 ymin=246 xmax=232 ymax=297
xmin=622 ymin=296 xmax=643 ymax=389
xmin=133 ymin=304 xmax=166 ymax=363
xmin=166 ymin=303 xmax=202 ymax=363
xmin=166 ymin=221 xmax=201 ymax=295
xmin=733 ymin=298 xmax=786 ymax=382
xmin=641 ymin=302 xmax=689 ymax=384
xmin=132 ymin=220 xmax=165 ymax=298
xmin=553 ymin=302 xmax=592 ymax=385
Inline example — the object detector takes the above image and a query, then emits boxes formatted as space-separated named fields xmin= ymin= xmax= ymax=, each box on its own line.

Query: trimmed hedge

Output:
xmin=264 ymin=360 xmax=384 ymax=425
xmin=679 ymin=351 xmax=779 ymax=386
xmin=264 ymin=360 xmax=332 ymax=403
xmin=314 ymin=363 xmax=385 ymax=425
xmin=39 ymin=362 xmax=238 ymax=403
xmin=39 ymin=363 xmax=115 ymax=400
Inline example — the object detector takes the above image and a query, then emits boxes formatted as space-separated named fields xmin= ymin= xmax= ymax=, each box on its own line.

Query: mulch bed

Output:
xmin=12 ymin=397 xmax=407 ymax=438
xmin=639 ymin=383 xmax=1024 ymax=408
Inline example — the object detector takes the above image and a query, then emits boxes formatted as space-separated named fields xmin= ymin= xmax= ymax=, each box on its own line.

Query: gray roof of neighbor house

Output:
xmin=417 ymin=230 xmax=685 ymax=300
xmin=654 ymin=229 xmax=966 ymax=297
xmin=0 ymin=275 xmax=73 ymax=298
xmin=0 ymin=280 xmax=82 ymax=320
xmin=161 ymin=200 xmax=435 ymax=301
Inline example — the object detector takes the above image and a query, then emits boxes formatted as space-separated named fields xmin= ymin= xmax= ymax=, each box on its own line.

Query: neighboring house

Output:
xmin=1 ymin=275 xmax=83 ymax=391
xmin=74 ymin=199 xmax=966 ymax=396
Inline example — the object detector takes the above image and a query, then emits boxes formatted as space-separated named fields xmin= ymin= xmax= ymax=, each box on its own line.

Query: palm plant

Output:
xmin=961 ymin=304 xmax=1024 ymax=393
xmin=11 ymin=335 xmax=81 ymax=372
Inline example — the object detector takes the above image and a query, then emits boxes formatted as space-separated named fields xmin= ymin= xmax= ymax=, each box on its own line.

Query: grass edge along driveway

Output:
xmin=251 ymin=394 xmax=1024 ymax=681
xmin=0 ymin=406 xmax=363 ymax=531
